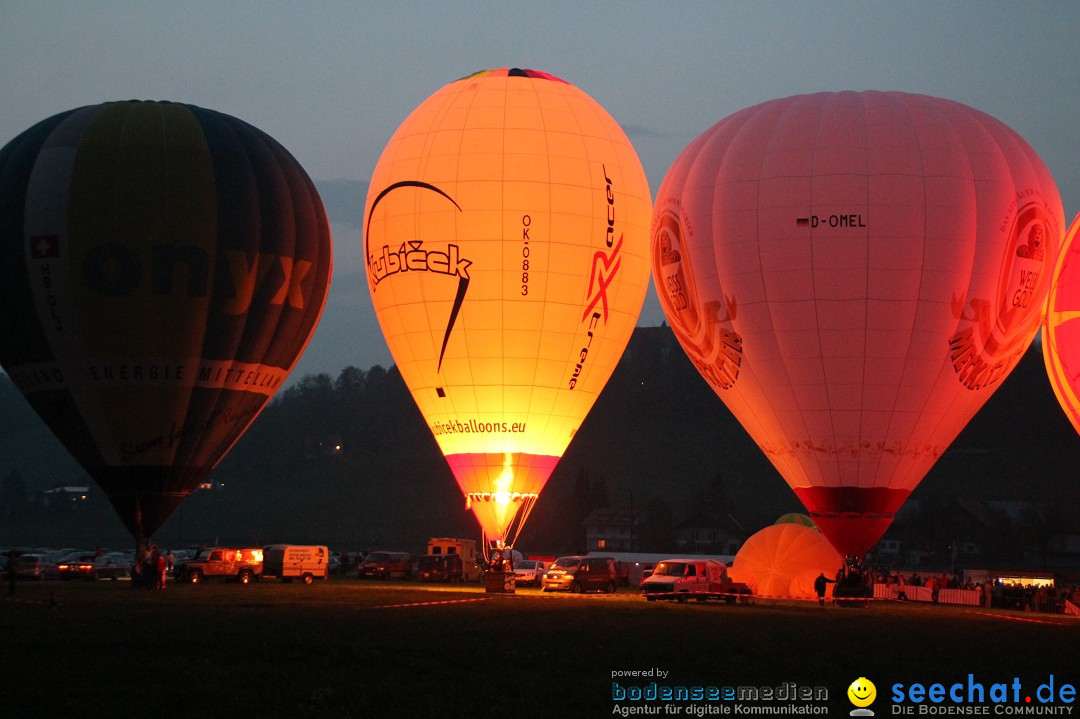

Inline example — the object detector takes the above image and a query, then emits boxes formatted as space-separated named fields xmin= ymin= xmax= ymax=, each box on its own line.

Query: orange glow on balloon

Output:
xmin=652 ymin=91 xmax=1063 ymax=559
xmin=730 ymin=522 xmax=842 ymax=599
xmin=1044 ymin=213 xmax=1080 ymax=436
xmin=364 ymin=69 xmax=651 ymax=546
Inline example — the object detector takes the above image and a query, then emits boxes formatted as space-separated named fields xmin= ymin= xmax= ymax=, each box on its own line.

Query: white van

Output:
xmin=640 ymin=558 xmax=750 ymax=602
xmin=262 ymin=545 xmax=329 ymax=584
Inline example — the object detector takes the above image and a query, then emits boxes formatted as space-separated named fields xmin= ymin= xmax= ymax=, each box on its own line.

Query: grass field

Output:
xmin=2 ymin=578 xmax=1078 ymax=718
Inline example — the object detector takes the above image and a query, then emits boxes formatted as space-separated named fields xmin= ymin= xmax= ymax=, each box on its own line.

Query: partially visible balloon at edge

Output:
xmin=775 ymin=513 xmax=817 ymax=529
xmin=0 ymin=100 xmax=333 ymax=540
xmin=1044 ymin=213 xmax=1080 ymax=436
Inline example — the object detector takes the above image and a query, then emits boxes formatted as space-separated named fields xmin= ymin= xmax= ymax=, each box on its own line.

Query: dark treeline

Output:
xmin=2 ymin=327 xmax=1079 ymax=561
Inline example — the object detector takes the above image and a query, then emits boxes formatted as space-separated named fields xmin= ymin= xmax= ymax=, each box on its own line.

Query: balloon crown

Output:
xmin=456 ymin=67 xmax=568 ymax=83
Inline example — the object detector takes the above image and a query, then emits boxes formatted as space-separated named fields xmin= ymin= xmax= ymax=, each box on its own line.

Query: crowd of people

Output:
xmin=810 ymin=562 xmax=1080 ymax=614
xmin=131 ymin=544 xmax=173 ymax=589
xmin=873 ymin=569 xmax=1080 ymax=613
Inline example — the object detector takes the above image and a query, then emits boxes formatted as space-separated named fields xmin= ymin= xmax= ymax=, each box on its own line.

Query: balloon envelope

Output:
xmin=652 ymin=91 xmax=1063 ymax=558
xmin=730 ymin=522 xmax=842 ymax=599
xmin=774 ymin=512 xmax=817 ymax=528
xmin=1044 ymin=213 xmax=1080 ymax=435
xmin=364 ymin=69 xmax=651 ymax=545
xmin=0 ymin=101 xmax=332 ymax=538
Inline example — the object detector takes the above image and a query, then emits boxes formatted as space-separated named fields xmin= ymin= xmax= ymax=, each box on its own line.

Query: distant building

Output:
xmin=584 ymin=507 xmax=634 ymax=552
xmin=673 ymin=512 xmax=746 ymax=556
xmin=872 ymin=497 xmax=1080 ymax=570
xmin=42 ymin=486 xmax=90 ymax=510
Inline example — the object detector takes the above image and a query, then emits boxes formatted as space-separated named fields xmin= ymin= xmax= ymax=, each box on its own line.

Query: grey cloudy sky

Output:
xmin=3 ymin=1 xmax=1078 ymax=379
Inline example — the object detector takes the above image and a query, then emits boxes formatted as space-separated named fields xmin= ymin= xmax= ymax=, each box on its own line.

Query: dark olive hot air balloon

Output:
xmin=0 ymin=101 xmax=332 ymax=547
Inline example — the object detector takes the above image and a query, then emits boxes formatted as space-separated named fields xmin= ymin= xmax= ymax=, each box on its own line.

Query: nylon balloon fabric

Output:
xmin=0 ymin=101 xmax=332 ymax=540
xmin=364 ymin=69 xmax=651 ymax=545
xmin=730 ymin=523 xmax=842 ymax=599
xmin=1044 ymin=213 xmax=1080 ymax=436
xmin=652 ymin=91 xmax=1063 ymax=559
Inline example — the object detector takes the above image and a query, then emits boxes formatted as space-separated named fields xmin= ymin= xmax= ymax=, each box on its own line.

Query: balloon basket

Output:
xmin=485 ymin=571 xmax=516 ymax=594
xmin=832 ymin=582 xmax=872 ymax=608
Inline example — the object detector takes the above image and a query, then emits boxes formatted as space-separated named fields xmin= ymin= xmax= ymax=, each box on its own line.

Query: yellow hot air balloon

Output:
xmin=364 ymin=68 xmax=651 ymax=562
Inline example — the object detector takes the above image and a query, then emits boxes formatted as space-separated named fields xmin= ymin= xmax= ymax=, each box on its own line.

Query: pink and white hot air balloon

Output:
xmin=652 ymin=91 xmax=1063 ymax=559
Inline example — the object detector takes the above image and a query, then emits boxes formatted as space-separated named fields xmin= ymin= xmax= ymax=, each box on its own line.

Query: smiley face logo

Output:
xmin=847 ymin=677 xmax=876 ymax=708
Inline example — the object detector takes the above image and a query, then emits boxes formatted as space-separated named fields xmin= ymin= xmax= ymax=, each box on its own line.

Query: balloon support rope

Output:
xmin=479 ymin=495 xmax=539 ymax=566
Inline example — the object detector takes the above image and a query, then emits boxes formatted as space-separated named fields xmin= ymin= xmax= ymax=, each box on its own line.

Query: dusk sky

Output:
xmin=3 ymin=1 xmax=1078 ymax=379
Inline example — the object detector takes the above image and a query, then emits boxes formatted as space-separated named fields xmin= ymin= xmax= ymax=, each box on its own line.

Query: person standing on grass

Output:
xmin=814 ymin=572 xmax=834 ymax=606
xmin=154 ymin=549 xmax=167 ymax=590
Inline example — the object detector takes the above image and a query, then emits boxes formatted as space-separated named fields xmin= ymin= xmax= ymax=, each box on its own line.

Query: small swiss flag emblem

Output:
xmin=30 ymin=234 xmax=60 ymax=259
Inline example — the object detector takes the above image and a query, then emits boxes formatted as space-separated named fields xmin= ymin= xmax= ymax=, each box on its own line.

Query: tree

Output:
xmin=1 ymin=469 xmax=27 ymax=521
xmin=588 ymin=474 xmax=609 ymax=512
xmin=636 ymin=496 xmax=675 ymax=553
xmin=685 ymin=471 xmax=733 ymax=520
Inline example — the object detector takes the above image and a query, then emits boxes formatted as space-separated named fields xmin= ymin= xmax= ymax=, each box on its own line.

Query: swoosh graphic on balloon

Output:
xmin=366 ymin=180 xmax=467 ymax=371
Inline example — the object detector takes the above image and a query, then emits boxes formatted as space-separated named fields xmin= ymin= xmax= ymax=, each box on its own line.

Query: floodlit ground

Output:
xmin=2 ymin=578 xmax=1077 ymax=718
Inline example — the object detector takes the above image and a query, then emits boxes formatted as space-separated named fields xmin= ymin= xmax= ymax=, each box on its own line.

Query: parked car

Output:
xmin=334 ymin=551 xmax=364 ymax=576
xmin=173 ymin=547 xmax=264 ymax=584
xmin=15 ymin=553 xmax=49 ymax=580
xmin=512 ymin=559 xmax=547 ymax=587
xmin=45 ymin=549 xmax=80 ymax=570
xmin=357 ymin=551 xmax=412 ymax=579
xmin=417 ymin=553 xmax=464 ymax=582
xmin=57 ymin=552 xmax=99 ymax=580
xmin=541 ymin=556 xmax=618 ymax=593
xmin=639 ymin=564 xmax=656 ymax=586
xmin=95 ymin=553 xmax=133 ymax=580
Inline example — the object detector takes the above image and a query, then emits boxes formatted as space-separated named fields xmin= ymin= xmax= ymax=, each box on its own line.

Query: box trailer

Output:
xmin=262 ymin=545 xmax=329 ymax=584
xmin=427 ymin=538 xmax=481 ymax=581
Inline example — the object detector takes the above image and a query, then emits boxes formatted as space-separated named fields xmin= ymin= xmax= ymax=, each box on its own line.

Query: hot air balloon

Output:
xmin=0 ymin=101 xmax=332 ymax=551
xmin=774 ymin=512 xmax=817 ymax=528
xmin=1044 ymin=213 xmax=1080 ymax=435
xmin=652 ymin=91 xmax=1062 ymax=561
xmin=364 ymin=68 xmax=651 ymax=564
xmin=729 ymin=522 xmax=842 ymax=599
